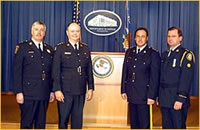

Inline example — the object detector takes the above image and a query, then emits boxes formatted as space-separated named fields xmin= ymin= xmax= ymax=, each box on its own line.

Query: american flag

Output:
xmin=122 ymin=0 xmax=132 ymax=50
xmin=72 ymin=0 xmax=80 ymax=25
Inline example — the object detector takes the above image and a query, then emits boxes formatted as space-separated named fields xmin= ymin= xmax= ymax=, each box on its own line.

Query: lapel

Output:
xmin=29 ymin=40 xmax=41 ymax=54
xmin=43 ymin=43 xmax=53 ymax=56
xmin=131 ymin=47 xmax=137 ymax=58
xmin=169 ymin=45 xmax=182 ymax=59
xmin=79 ymin=42 xmax=84 ymax=53
xmin=66 ymin=41 xmax=76 ymax=54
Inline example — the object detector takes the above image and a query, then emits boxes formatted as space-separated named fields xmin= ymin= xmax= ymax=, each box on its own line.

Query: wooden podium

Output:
xmin=83 ymin=52 xmax=128 ymax=127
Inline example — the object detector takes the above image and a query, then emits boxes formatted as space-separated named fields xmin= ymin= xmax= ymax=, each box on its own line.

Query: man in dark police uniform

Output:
xmin=13 ymin=21 xmax=55 ymax=128
xmin=158 ymin=27 xmax=195 ymax=129
xmin=121 ymin=27 xmax=161 ymax=129
xmin=52 ymin=22 xmax=94 ymax=129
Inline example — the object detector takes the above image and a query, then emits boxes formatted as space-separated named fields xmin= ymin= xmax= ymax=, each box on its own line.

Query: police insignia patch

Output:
xmin=15 ymin=45 xmax=19 ymax=54
xmin=46 ymin=49 xmax=51 ymax=54
xmin=187 ymin=63 xmax=191 ymax=68
xmin=186 ymin=53 xmax=192 ymax=61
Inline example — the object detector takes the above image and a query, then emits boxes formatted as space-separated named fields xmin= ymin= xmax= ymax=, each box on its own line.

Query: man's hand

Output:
xmin=55 ymin=91 xmax=64 ymax=102
xmin=147 ymin=98 xmax=155 ymax=105
xmin=16 ymin=93 xmax=24 ymax=104
xmin=49 ymin=92 xmax=55 ymax=102
xmin=121 ymin=93 xmax=127 ymax=100
xmin=86 ymin=89 xmax=93 ymax=101
xmin=174 ymin=101 xmax=183 ymax=110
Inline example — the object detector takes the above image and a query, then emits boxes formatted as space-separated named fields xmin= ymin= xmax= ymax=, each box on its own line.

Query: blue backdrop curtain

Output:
xmin=2 ymin=1 xmax=199 ymax=96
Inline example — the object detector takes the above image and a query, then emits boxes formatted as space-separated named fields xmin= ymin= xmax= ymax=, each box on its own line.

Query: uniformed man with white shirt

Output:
xmin=158 ymin=27 xmax=195 ymax=129
xmin=52 ymin=22 xmax=94 ymax=129
xmin=13 ymin=21 xmax=54 ymax=129
xmin=121 ymin=27 xmax=161 ymax=129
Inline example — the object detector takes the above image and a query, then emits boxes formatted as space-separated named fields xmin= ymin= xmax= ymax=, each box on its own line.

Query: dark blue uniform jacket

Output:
xmin=52 ymin=42 xmax=94 ymax=95
xmin=159 ymin=45 xmax=195 ymax=108
xmin=121 ymin=45 xmax=161 ymax=104
xmin=13 ymin=40 xmax=54 ymax=100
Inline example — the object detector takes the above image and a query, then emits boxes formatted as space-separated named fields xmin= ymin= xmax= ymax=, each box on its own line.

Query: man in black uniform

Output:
xmin=13 ymin=21 xmax=54 ymax=128
xmin=52 ymin=22 xmax=94 ymax=129
xmin=158 ymin=27 xmax=195 ymax=129
xmin=121 ymin=27 xmax=161 ymax=129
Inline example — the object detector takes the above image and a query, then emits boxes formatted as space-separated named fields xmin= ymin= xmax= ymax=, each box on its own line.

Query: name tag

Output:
xmin=172 ymin=59 xmax=176 ymax=67
xmin=64 ymin=52 xmax=71 ymax=55
xmin=28 ymin=51 xmax=34 ymax=54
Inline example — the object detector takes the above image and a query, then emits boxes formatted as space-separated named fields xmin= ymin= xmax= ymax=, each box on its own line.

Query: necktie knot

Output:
xmin=138 ymin=49 xmax=140 ymax=54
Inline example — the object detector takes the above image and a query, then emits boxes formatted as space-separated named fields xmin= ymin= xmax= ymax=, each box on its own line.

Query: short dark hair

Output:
xmin=168 ymin=26 xmax=182 ymax=37
xmin=134 ymin=27 xmax=148 ymax=37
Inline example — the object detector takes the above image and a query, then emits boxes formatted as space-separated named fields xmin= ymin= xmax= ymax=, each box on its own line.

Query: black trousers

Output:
xmin=161 ymin=105 xmax=189 ymax=129
xmin=129 ymin=103 xmax=150 ymax=129
xmin=57 ymin=94 xmax=85 ymax=129
xmin=19 ymin=99 xmax=49 ymax=129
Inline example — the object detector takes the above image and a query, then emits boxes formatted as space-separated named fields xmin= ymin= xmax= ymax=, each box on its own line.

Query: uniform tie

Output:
xmin=74 ymin=44 xmax=78 ymax=51
xmin=38 ymin=43 xmax=42 ymax=52
xmin=168 ymin=49 xmax=172 ymax=57
xmin=137 ymin=49 xmax=140 ymax=54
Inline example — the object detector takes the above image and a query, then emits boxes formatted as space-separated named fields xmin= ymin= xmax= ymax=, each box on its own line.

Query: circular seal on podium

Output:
xmin=92 ymin=55 xmax=114 ymax=78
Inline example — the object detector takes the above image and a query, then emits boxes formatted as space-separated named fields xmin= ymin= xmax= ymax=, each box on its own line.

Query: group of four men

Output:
xmin=13 ymin=21 xmax=195 ymax=129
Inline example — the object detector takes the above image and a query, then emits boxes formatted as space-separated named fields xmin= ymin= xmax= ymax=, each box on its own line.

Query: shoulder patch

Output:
xmin=186 ymin=53 xmax=192 ymax=61
xmin=15 ymin=45 xmax=20 ymax=54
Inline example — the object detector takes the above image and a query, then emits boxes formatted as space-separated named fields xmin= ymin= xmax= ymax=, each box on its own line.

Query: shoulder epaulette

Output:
xmin=180 ymin=49 xmax=195 ymax=67
xmin=18 ymin=40 xmax=29 ymax=45
xmin=57 ymin=42 xmax=65 ymax=46
xmin=149 ymin=47 xmax=158 ymax=52
xmin=81 ymin=43 xmax=88 ymax=46
xmin=54 ymin=42 xmax=65 ymax=51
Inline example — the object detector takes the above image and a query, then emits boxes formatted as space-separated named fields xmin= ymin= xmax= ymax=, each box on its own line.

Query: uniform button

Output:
xmin=132 ymin=80 xmax=134 ymax=82
xmin=77 ymin=53 xmax=80 ymax=56
xmin=27 ymin=82 xmax=30 ymax=85
xmin=43 ymin=71 xmax=45 ymax=73
xmin=42 ymin=63 xmax=45 ymax=66
xmin=135 ymin=58 xmax=137 ymax=61
xmin=133 ymin=65 xmax=136 ymax=68
xmin=79 ymin=60 xmax=81 ymax=62
xmin=143 ymin=62 xmax=146 ymax=65
xmin=31 ymin=55 xmax=34 ymax=58
xmin=41 ymin=56 xmax=44 ymax=58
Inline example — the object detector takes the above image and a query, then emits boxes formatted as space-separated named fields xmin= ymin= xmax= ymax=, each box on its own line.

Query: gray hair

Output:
xmin=31 ymin=21 xmax=46 ymax=31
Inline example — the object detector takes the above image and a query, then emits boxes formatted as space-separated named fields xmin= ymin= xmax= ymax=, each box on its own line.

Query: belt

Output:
xmin=160 ymin=83 xmax=178 ymax=88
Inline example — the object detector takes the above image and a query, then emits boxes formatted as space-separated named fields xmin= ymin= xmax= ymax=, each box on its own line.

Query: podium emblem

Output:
xmin=92 ymin=55 xmax=114 ymax=78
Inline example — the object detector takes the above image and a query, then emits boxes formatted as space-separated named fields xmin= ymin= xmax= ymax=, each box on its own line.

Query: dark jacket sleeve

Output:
xmin=87 ymin=48 xmax=94 ymax=90
xmin=121 ymin=49 xmax=130 ymax=94
xmin=13 ymin=44 xmax=24 ymax=94
xmin=176 ymin=51 xmax=195 ymax=103
xmin=147 ymin=51 xmax=161 ymax=100
xmin=52 ymin=45 xmax=62 ymax=92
